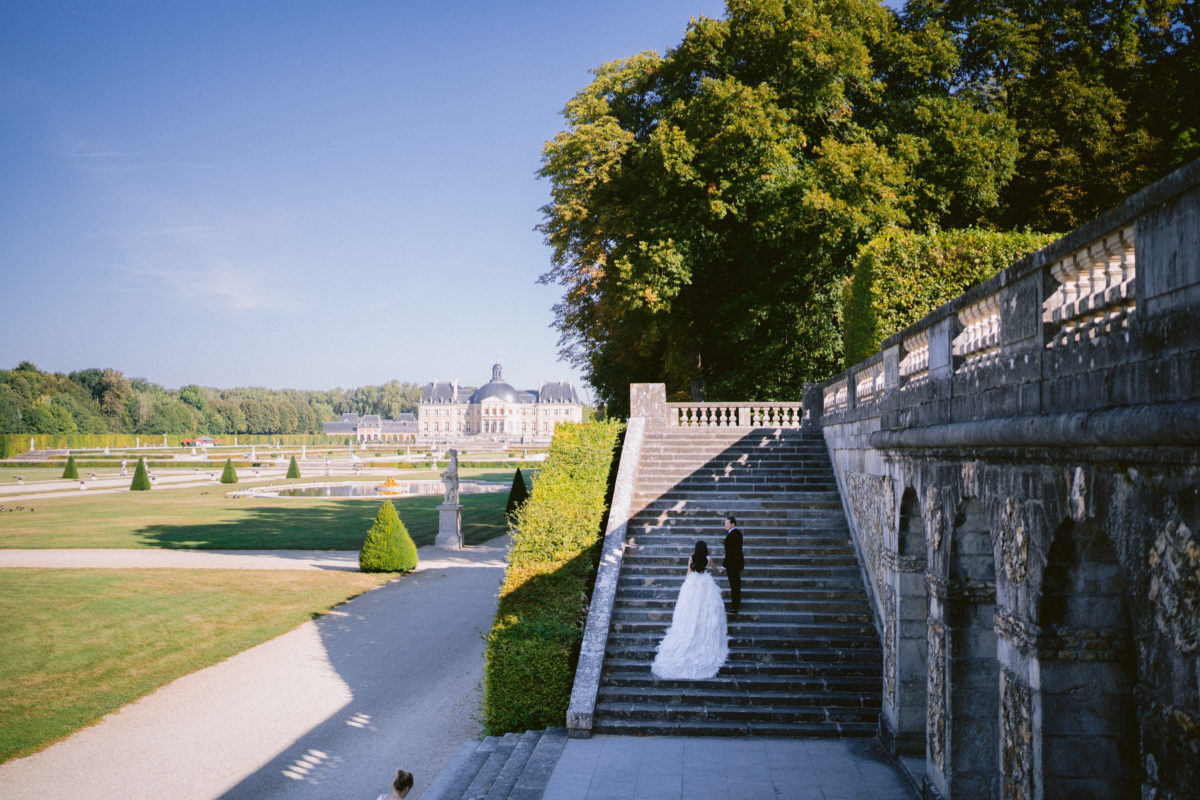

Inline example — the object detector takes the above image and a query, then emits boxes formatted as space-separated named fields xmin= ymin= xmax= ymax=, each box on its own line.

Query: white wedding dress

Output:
xmin=651 ymin=567 xmax=729 ymax=680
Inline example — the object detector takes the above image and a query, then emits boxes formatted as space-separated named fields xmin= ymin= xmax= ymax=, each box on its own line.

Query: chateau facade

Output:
xmin=418 ymin=362 xmax=582 ymax=444
xmin=323 ymin=412 xmax=417 ymax=443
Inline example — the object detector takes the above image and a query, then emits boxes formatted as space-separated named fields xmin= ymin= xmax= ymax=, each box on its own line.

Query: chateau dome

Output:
xmin=469 ymin=362 xmax=518 ymax=404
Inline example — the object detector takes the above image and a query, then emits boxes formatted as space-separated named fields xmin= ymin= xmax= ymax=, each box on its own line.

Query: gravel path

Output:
xmin=0 ymin=548 xmax=362 ymax=570
xmin=0 ymin=539 xmax=509 ymax=800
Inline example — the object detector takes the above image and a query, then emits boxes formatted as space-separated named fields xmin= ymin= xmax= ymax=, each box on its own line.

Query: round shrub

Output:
xmin=359 ymin=500 xmax=418 ymax=573
xmin=286 ymin=455 xmax=300 ymax=479
xmin=129 ymin=458 xmax=151 ymax=491
xmin=220 ymin=458 xmax=238 ymax=484
xmin=62 ymin=456 xmax=79 ymax=480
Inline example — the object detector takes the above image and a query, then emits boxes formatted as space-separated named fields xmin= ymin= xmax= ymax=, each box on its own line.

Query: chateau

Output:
xmin=417 ymin=362 xmax=582 ymax=444
xmin=322 ymin=412 xmax=417 ymax=443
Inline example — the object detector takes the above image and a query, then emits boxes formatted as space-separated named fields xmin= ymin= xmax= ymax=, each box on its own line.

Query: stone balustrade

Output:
xmin=951 ymin=293 xmax=1001 ymax=374
xmin=824 ymin=377 xmax=849 ymax=413
xmin=898 ymin=329 xmax=929 ymax=388
xmin=669 ymin=401 xmax=804 ymax=428
xmin=808 ymin=158 xmax=1200 ymax=432
xmin=628 ymin=394 xmax=806 ymax=428
xmin=1044 ymin=224 xmax=1136 ymax=347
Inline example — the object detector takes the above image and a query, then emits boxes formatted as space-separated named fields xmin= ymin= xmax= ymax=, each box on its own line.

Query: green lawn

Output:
xmin=0 ymin=480 xmax=515 ymax=549
xmin=0 ymin=568 xmax=395 ymax=763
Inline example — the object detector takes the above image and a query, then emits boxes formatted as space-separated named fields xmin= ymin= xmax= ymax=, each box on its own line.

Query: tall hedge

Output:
xmin=359 ymin=500 xmax=418 ymax=572
xmin=483 ymin=420 xmax=623 ymax=735
xmin=61 ymin=456 xmax=79 ymax=479
xmin=129 ymin=458 xmax=151 ymax=491
xmin=505 ymin=468 xmax=529 ymax=522
xmin=220 ymin=458 xmax=238 ymax=484
xmin=842 ymin=227 xmax=1059 ymax=365
xmin=286 ymin=455 xmax=300 ymax=479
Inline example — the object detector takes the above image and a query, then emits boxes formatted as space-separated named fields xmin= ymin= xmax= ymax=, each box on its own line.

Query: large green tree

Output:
xmin=901 ymin=0 xmax=1200 ymax=230
xmin=538 ymin=0 xmax=1016 ymax=411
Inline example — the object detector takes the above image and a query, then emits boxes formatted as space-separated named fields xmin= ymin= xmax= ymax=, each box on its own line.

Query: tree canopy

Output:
xmin=0 ymin=363 xmax=423 ymax=436
xmin=538 ymin=0 xmax=1198 ymax=411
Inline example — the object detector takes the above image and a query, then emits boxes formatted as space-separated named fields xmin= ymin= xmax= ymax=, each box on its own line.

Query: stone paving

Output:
xmin=540 ymin=735 xmax=918 ymax=800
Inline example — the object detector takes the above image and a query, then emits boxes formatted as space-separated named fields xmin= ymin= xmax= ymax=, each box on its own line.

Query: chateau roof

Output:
xmin=538 ymin=381 xmax=580 ymax=404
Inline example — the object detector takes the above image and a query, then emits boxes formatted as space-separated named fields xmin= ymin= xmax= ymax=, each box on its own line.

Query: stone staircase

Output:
xmin=592 ymin=427 xmax=882 ymax=737
xmin=421 ymin=728 xmax=568 ymax=800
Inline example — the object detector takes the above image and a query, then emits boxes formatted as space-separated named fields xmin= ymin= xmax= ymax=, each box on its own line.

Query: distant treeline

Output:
xmin=0 ymin=361 xmax=422 ymax=436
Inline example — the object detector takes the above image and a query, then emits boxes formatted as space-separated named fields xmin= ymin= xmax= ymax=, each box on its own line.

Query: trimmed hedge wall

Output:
xmin=482 ymin=421 xmax=623 ymax=735
xmin=0 ymin=432 xmax=364 ymax=458
xmin=842 ymin=227 xmax=1059 ymax=365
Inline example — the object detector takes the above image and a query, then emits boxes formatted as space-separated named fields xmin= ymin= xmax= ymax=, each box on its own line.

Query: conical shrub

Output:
xmin=130 ymin=458 xmax=151 ymax=491
xmin=359 ymin=500 xmax=418 ymax=573
xmin=220 ymin=458 xmax=238 ymax=484
xmin=287 ymin=455 xmax=300 ymax=479
xmin=505 ymin=468 xmax=529 ymax=522
xmin=62 ymin=455 xmax=79 ymax=479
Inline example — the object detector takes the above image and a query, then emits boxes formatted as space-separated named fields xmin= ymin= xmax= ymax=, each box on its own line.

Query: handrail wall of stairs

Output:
xmin=566 ymin=415 xmax=645 ymax=737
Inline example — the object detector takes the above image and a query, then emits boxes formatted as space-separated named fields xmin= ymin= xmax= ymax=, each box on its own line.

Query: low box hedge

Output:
xmin=482 ymin=420 xmax=623 ymax=735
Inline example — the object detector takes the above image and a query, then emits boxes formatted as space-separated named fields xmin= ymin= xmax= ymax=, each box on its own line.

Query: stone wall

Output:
xmin=811 ymin=158 xmax=1200 ymax=799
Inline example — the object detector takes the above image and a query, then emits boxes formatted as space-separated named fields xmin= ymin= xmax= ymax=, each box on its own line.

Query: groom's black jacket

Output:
xmin=723 ymin=528 xmax=744 ymax=571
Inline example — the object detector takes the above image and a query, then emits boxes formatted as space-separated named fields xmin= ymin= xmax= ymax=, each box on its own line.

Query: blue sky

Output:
xmin=1 ymin=1 xmax=900 ymax=398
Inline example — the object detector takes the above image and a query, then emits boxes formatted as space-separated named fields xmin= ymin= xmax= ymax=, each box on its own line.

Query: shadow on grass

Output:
xmin=134 ymin=495 xmax=510 ymax=551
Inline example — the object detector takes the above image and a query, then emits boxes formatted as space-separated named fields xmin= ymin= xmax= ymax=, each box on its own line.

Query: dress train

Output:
xmin=651 ymin=570 xmax=729 ymax=680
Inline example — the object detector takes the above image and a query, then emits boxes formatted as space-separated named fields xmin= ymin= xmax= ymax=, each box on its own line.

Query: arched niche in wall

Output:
xmin=1036 ymin=519 xmax=1137 ymax=800
xmin=891 ymin=487 xmax=928 ymax=755
xmin=899 ymin=488 xmax=926 ymax=558
xmin=945 ymin=498 xmax=1000 ymax=799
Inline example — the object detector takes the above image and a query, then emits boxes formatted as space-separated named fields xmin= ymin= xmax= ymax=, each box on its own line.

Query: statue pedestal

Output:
xmin=435 ymin=503 xmax=463 ymax=549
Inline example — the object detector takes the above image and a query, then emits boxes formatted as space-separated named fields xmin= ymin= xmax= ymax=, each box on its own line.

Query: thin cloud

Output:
xmin=124 ymin=261 xmax=305 ymax=312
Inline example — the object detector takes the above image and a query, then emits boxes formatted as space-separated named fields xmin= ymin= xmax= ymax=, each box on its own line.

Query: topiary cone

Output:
xmin=286 ymin=455 xmax=300 ymax=479
xmin=505 ymin=467 xmax=529 ymax=522
xmin=62 ymin=455 xmax=79 ymax=480
xmin=220 ymin=458 xmax=238 ymax=484
xmin=130 ymin=458 xmax=151 ymax=491
xmin=359 ymin=500 xmax=419 ymax=573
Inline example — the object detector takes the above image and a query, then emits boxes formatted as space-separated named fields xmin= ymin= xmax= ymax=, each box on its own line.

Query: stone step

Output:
xmin=607 ymin=632 xmax=879 ymax=652
xmin=592 ymin=701 xmax=879 ymax=727
xmin=610 ymin=608 xmax=874 ymax=627
xmin=622 ymin=541 xmax=855 ymax=554
xmin=639 ymin=442 xmax=825 ymax=453
xmin=598 ymin=671 xmax=879 ymax=694
xmin=617 ymin=565 xmax=862 ymax=581
xmin=589 ymin=717 xmax=876 ymax=738
xmin=421 ymin=728 xmax=568 ymax=800
xmin=601 ymin=658 xmax=882 ymax=678
xmin=630 ymin=504 xmax=847 ymax=515
xmin=464 ymin=732 xmax=520 ymax=799
xmin=625 ymin=535 xmax=853 ymax=547
xmin=604 ymin=644 xmax=882 ymax=667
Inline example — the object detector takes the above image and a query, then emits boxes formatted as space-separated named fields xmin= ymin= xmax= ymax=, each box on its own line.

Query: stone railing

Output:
xmin=952 ymin=293 xmax=1002 ymax=374
xmin=824 ymin=377 xmax=849 ymax=413
xmin=1044 ymin=224 xmax=1136 ymax=348
xmin=628 ymin=388 xmax=805 ymax=429
xmin=807 ymin=157 xmax=1200 ymax=437
xmin=669 ymin=401 xmax=804 ymax=429
xmin=855 ymin=360 xmax=885 ymax=403
xmin=898 ymin=329 xmax=930 ymax=388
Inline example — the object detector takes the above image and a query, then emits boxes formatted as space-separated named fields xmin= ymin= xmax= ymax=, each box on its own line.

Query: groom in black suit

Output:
xmin=722 ymin=515 xmax=745 ymax=614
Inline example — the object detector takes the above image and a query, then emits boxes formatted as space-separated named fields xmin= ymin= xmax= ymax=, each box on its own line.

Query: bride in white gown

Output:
xmin=651 ymin=540 xmax=729 ymax=680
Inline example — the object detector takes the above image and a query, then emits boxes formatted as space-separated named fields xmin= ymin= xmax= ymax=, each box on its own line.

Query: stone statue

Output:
xmin=442 ymin=449 xmax=460 ymax=506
